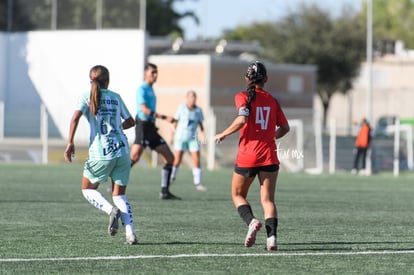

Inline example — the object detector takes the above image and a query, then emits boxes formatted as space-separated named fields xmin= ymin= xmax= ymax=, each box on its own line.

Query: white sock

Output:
xmin=112 ymin=195 xmax=135 ymax=236
xmin=171 ymin=166 xmax=179 ymax=181
xmin=192 ymin=167 xmax=202 ymax=185
xmin=161 ymin=166 xmax=172 ymax=188
xmin=82 ymin=189 xmax=113 ymax=215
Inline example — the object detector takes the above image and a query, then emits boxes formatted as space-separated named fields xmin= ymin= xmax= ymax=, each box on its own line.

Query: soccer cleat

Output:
xmin=126 ymin=233 xmax=138 ymax=245
xmin=194 ymin=184 xmax=207 ymax=191
xmin=244 ymin=218 xmax=262 ymax=247
xmin=108 ymin=206 xmax=121 ymax=236
xmin=266 ymin=235 xmax=278 ymax=251
xmin=359 ymin=169 xmax=370 ymax=176
xmin=160 ymin=190 xmax=181 ymax=200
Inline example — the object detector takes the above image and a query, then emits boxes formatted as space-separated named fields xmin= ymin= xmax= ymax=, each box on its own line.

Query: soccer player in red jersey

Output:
xmin=215 ymin=61 xmax=290 ymax=250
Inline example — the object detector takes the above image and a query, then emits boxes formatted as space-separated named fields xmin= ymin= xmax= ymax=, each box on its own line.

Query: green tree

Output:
xmin=2 ymin=0 xmax=198 ymax=37
xmin=146 ymin=0 xmax=199 ymax=37
xmin=360 ymin=0 xmax=414 ymax=51
xmin=0 ymin=0 xmax=35 ymax=31
xmin=224 ymin=5 xmax=365 ymax=126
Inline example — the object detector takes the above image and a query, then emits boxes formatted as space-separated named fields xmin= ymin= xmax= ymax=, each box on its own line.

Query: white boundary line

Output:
xmin=2 ymin=250 xmax=414 ymax=263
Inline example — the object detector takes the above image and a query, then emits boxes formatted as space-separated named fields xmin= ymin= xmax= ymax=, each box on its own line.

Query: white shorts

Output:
xmin=83 ymin=155 xmax=131 ymax=186
xmin=173 ymin=138 xmax=200 ymax=152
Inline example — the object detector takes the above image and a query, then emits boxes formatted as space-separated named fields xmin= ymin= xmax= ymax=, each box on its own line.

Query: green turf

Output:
xmin=1 ymin=164 xmax=414 ymax=274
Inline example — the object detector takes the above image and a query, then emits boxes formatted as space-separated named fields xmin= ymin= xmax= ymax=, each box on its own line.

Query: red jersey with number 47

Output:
xmin=234 ymin=89 xmax=288 ymax=167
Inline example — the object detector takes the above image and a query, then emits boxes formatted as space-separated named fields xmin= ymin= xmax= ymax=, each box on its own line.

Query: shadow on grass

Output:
xmin=136 ymin=241 xmax=241 ymax=246
xmin=280 ymin=241 xmax=414 ymax=252
xmin=119 ymin=240 xmax=414 ymax=252
xmin=0 ymin=200 xmax=82 ymax=203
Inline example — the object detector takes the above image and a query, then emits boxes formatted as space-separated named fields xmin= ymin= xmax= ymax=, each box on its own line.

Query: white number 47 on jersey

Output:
xmin=255 ymin=106 xmax=270 ymax=130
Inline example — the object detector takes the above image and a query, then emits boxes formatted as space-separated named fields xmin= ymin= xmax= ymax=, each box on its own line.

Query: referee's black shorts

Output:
xmin=133 ymin=118 xmax=166 ymax=150
xmin=234 ymin=164 xmax=279 ymax=178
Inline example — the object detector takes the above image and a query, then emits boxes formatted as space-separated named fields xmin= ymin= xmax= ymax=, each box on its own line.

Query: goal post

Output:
xmin=40 ymin=104 xmax=48 ymax=165
xmin=385 ymin=118 xmax=414 ymax=177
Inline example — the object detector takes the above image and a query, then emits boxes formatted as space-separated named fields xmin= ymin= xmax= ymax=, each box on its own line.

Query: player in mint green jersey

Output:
xmin=171 ymin=91 xmax=206 ymax=191
xmin=64 ymin=65 xmax=138 ymax=245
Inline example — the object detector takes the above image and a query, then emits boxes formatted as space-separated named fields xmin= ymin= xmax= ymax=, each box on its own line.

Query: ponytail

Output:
xmin=89 ymin=65 xmax=110 ymax=116
xmin=245 ymin=61 xmax=267 ymax=110
xmin=89 ymin=78 xmax=101 ymax=116
xmin=246 ymin=81 xmax=256 ymax=110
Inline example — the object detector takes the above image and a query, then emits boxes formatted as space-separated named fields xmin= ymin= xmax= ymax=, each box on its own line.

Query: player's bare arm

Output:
xmin=140 ymin=103 xmax=175 ymax=123
xmin=199 ymin=122 xmax=205 ymax=132
xmin=64 ymin=110 xmax=82 ymax=162
xmin=215 ymin=115 xmax=247 ymax=142
xmin=276 ymin=123 xmax=290 ymax=139
xmin=198 ymin=122 xmax=206 ymax=141
xmin=122 ymin=117 xmax=135 ymax=130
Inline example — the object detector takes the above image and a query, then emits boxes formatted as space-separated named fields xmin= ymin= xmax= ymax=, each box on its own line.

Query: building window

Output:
xmin=288 ymin=75 xmax=304 ymax=94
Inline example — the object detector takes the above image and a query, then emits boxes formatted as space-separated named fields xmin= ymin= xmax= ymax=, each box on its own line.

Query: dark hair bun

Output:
xmin=245 ymin=61 xmax=267 ymax=82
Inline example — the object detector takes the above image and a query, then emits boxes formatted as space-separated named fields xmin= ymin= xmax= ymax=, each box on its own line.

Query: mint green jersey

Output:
xmin=174 ymin=104 xmax=204 ymax=141
xmin=78 ymin=89 xmax=132 ymax=160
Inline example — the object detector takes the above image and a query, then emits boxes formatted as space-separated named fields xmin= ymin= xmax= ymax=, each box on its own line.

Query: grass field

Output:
xmin=1 ymin=163 xmax=414 ymax=274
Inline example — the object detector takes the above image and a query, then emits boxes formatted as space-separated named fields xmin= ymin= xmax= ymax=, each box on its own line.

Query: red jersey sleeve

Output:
xmin=235 ymin=92 xmax=249 ymax=116
xmin=274 ymin=98 xmax=288 ymax=127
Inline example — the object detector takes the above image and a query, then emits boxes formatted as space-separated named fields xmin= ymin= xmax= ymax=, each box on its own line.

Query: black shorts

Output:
xmin=234 ymin=164 xmax=280 ymax=178
xmin=133 ymin=118 xmax=166 ymax=150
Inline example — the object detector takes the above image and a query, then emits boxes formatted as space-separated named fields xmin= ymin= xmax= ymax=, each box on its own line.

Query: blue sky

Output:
xmin=174 ymin=0 xmax=363 ymax=40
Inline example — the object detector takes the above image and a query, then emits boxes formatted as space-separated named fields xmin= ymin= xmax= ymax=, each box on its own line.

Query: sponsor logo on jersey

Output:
xmin=103 ymin=141 xmax=125 ymax=156
xmin=101 ymin=99 xmax=119 ymax=105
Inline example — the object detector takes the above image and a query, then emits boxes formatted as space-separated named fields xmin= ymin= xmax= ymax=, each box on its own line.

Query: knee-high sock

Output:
xmin=171 ymin=166 xmax=179 ymax=182
xmin=161 ymin=164 xmax=173 ymax=188
xmin=82 ymin=189 xmax=113 ymax=215
xmin=265 ymin=218 xmax=278 ymax=237
xmin=192 ymin=167 xmax=202 ymax=185
xmin=237 ymin=204 xmax=254 ymax=226
xmin=112 ymin=195 xmax=135 ymax=236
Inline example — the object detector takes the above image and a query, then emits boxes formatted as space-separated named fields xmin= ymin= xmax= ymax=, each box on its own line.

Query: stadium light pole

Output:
xmin=366 ymin=0 xmax=373 ymax=124
xmin=139 ymin=0 xmax=146 ymax=31
xmin=51 ymin=0 xmax=57 ymax=30
xmin=96 ymin=0 xmax=103 ymax=29
xmin=366 ymin=0 xmax=373 ymax=175
xmin=7 ymin=0 xmax=13 ymax=32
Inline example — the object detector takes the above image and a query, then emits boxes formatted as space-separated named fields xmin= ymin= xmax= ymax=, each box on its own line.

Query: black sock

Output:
xmin=237 ymin=205 xmax=254 ymax=226
xmin=265 ymin=218 xmax=278 ymax=237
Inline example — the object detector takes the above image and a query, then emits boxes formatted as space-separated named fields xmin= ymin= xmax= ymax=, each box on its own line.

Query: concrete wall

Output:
xmin=209 ymin=58 xmax=316 ymax=108
xmin=321 ymin=57 xmax=414 ymax=132
xmin=147 ymin=55 xmax=210 ymax=144
xmin=147 ymin=55 xmax=316 ymax=152
xmin=0 ymin=30 xmax=146 ymax=142
xmin=1 ymin=32 xmax=316 ymax=147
